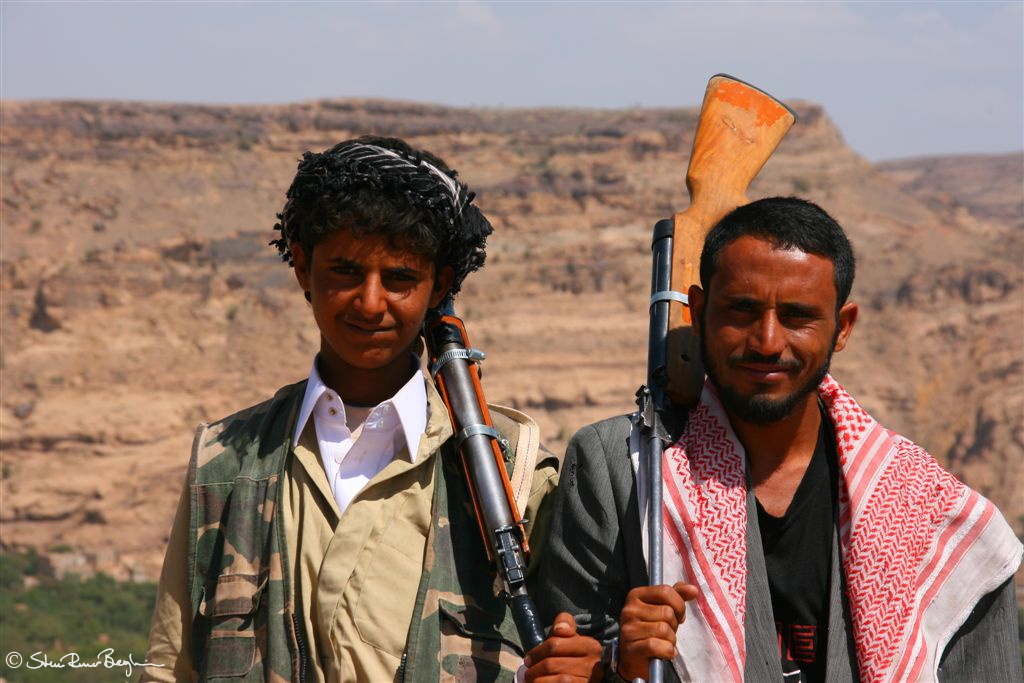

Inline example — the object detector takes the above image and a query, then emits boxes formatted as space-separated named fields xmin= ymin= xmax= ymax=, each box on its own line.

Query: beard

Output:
xmin=700 ymin=329 xmax=835 ymax=425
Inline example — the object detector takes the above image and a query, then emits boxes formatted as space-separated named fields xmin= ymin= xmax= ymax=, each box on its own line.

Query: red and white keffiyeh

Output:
xmin=658 ymin=375 xmax=1022 ymax=682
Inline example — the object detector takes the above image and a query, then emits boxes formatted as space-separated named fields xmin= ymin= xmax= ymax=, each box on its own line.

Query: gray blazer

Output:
xmin=533 ymin=415 xmax=1021 ymax=682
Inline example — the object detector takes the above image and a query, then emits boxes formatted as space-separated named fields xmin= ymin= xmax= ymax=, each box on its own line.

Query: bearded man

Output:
xmin=530 ymin=197 xmax=1022 ymax=682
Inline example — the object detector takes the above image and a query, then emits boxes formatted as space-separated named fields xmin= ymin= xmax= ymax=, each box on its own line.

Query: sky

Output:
xmin=1 ymin=1 xmax=1022 ymax=161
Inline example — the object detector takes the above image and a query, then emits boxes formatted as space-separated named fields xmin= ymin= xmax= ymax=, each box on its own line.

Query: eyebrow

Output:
xmin=778 ymin=302 xmax=823 ymax=317
xmin=383 ymin=266 xmax=422 ymax=277
xmin=721 ymin=295 xmax=758 ymax=307
xmin=721 ymin=295 xmax=823 ymax=317
xmin=326 ymin=258 xmax=424 ymax=275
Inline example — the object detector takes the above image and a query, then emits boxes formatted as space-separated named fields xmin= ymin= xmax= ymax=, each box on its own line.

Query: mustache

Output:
xmin=726 ymin=352 xmax=802 ymax=371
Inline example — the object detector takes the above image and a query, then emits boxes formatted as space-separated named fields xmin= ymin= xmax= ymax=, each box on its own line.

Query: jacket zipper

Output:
xmin=397 ymin=651 xmax=408 ymax=682
xmin=291 ymin=612 xmax=308 ymax=683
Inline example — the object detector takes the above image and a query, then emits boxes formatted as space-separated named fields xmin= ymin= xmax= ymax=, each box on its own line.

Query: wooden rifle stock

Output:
xmin=666 ymin=75 xmax=796 ymax=406
xmin=425 ymin=299 xmax=545 ymax=653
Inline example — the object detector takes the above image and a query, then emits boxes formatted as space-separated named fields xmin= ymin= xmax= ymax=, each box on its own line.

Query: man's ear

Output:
xmin=429 ymin=266 xmax=455 ymax=308
xmin=833 ymin=301 xmax=859 ymax=352
xmin=688 ymin=284 xmax=706 ymax=337
xmin=291 ymin=243 xmax=311 ymax=295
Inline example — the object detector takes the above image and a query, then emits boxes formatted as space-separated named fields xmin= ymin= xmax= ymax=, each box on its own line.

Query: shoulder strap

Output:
xmin=489 ymin=404 xmax=540 ymax=519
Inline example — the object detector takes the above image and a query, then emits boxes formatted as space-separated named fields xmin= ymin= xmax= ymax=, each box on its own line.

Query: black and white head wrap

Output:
xmin=337 ymin=142 xmax=468 ymax=218
xmin=271 ymin=137 xmax=492 ymax=297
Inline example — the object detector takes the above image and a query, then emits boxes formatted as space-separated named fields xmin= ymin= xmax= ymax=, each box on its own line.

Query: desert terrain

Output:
xmin=0 ymin=98 xmax=1021 ymax=581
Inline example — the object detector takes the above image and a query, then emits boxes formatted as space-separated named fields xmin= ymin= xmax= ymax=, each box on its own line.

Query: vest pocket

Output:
xmin=198 ymin=573 xmax=267 ymax=679
xmin=437 ymin=599 xmax=524 ymax=681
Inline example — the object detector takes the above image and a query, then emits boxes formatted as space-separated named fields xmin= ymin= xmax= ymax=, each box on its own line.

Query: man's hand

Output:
xmin=618 ymin=581 xmax=699 ymax=680
xmin=524 ymin=612 xmax=603 ymax=682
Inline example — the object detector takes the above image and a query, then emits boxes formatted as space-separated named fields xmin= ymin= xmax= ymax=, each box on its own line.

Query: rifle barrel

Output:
xmin=427 ymin=308 xmax=545 ymax=652
xmin=641 ymin=219 xmax=676 ymax=683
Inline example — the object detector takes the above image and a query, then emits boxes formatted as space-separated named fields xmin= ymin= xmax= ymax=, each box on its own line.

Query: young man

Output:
xmin=143 ymin=137 xmax=560 ymax=681
xmin=533 ymin=197 xmax=1022 ymax=682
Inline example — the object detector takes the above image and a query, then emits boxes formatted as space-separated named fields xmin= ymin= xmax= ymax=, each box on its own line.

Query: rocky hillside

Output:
xmin=1 ymin=99 xmax=1020 ymax=581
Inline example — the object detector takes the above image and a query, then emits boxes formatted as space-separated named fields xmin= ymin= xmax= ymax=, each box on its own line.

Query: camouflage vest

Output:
xmin=187 ymin=380 xmax=534 ymax=682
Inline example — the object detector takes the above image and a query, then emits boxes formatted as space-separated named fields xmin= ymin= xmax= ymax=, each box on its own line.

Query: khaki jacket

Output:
xmin=143 ymin=373 xmax=558 ymax=682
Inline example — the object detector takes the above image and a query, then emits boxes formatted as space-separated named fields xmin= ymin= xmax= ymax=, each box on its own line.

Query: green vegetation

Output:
xmin=0 ymin=551 xmax=157 ymax=682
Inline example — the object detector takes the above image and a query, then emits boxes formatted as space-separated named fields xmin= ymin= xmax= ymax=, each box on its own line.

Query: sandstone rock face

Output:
xmin=1 ymin=100 xmax=1020 ymax=580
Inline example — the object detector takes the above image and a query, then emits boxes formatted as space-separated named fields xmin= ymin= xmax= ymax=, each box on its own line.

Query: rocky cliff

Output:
xmin=1 ymin=98 xmax=1020 ymax=580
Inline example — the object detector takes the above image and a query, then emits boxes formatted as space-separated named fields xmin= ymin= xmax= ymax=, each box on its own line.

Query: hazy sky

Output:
xmin=2 ymin=1 xmax=1021 ymax=161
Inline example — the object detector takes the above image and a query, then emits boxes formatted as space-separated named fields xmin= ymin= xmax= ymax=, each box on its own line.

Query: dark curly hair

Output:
xmin=271 ymin=136 xmax=492 ymax=297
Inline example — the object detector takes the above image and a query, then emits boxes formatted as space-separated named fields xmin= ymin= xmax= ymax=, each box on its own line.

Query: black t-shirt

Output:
xmin=755 ymin=415 xmax=838 ymax=683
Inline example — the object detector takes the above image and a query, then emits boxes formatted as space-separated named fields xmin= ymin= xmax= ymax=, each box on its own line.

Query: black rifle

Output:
xmin=635 ymin=218 xmax=677 ymax=683
xmin=425 ymin=298 xmax=545 ymax=652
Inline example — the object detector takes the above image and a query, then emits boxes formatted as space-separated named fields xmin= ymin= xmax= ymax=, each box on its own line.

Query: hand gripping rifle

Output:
xmin=638 ymin=75 xmax=795 ymax=683
xmin=425 ymin=297 xmax=545 ymax=652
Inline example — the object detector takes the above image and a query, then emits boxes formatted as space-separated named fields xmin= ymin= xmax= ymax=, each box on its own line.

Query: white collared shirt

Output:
xmin=292 ymin=356 xmax=428 ymax=515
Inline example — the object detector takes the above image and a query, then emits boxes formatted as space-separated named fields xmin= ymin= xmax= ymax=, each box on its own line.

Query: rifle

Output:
xmin=425 ymin=298 xmax=545 ymax=652
xmin=639 ymin=75 xmax=795 ymax=683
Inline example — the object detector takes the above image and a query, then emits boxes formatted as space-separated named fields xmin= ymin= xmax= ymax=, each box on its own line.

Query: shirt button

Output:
xmin=326 ymin=394 xmax=333 ymax=401
xmin=329 ymin=407 xmax=337 ymax=416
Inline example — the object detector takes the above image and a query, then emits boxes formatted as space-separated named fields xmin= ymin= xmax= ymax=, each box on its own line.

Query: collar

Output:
xmin=292 ymin=355 xmax=429 ymax=462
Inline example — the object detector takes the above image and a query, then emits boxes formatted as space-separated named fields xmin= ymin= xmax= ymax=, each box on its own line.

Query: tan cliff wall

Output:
xmin=0 ymin=99 xmax=1020 ymax=580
